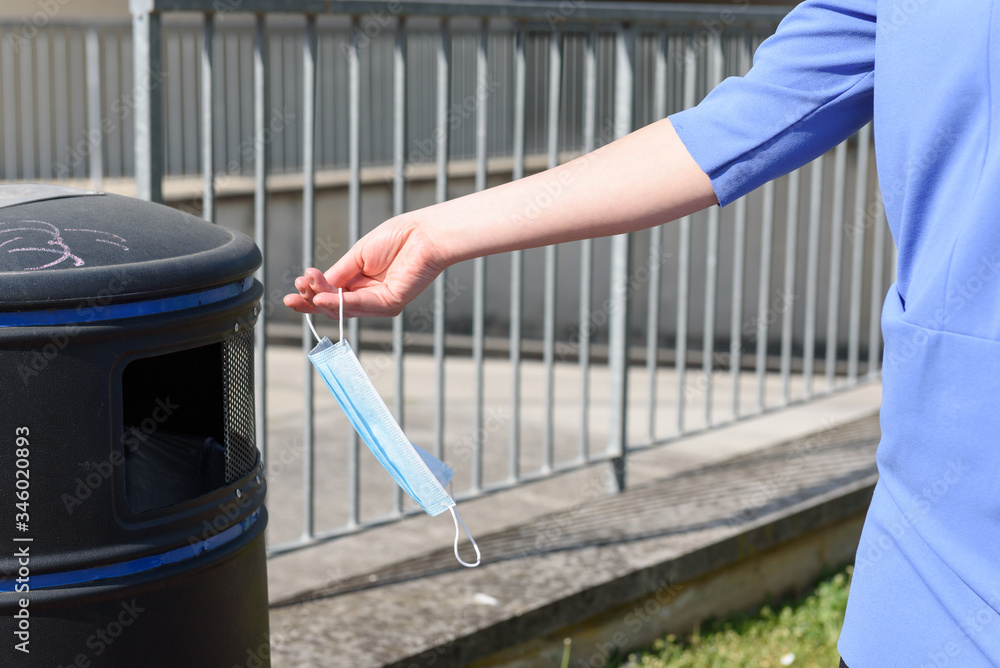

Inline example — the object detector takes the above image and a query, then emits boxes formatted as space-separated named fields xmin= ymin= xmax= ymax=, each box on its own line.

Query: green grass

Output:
xmin=606 ymin=565 xmax=852 ymax=668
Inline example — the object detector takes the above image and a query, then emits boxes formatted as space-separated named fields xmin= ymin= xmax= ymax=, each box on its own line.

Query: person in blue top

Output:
xmin=287 ymin=1 xmax=1000 ymax=665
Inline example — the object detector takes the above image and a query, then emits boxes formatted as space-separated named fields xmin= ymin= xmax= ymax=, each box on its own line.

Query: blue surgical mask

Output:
xmin=305 ymin=290 xmax=480 ymax=567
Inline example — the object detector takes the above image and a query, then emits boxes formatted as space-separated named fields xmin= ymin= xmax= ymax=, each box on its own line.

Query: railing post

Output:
xmin=130 ymin=0 xmax=164 ymax=202
xmin=201 ymin=11 xmax=216 ymax=222
xmin=432 ymin=18 xmax=450 ymax=461
xmin=542 ymin=26 xmax=562 ymax=474
xmin=607 ymin=22 xmax=634 ymax=495
xmin=508 ymin=22 xmax=526 ymax=484
xmin=391 ymin=17 xmax=408 ymax=512
xmin=85 ymin=27 xmax=104 ymax=189
xmin=301 ymin=13 xmax=318 ymax=539
xmin=471 ymin=18 xmax=489 ymax=493
xmin=253 ymin=12 xmax=269 ymax=468
xmin=346 ymin=14 xmax=362 ymax=528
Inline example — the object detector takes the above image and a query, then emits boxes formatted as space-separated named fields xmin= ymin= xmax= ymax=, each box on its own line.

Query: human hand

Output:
xmin=283 ymin=216 xmax=447 ymax=320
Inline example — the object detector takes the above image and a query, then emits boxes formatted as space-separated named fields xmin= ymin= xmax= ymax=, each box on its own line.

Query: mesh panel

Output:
xmin=222 ymin=327 xmax=258 ymax=483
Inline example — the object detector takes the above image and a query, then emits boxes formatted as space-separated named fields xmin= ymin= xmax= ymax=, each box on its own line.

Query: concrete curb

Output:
xmin=269 ymin=413 xmax=879 ymax=668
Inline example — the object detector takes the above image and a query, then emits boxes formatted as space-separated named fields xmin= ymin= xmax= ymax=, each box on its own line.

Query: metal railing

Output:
xmin=126 ymin=0 xmax=894 ymax=556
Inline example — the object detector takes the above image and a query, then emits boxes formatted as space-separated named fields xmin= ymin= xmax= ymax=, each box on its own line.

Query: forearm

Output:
xmin=412 ymin=117 xmax=717 ymax=266
xmin=288 ymin=117 xmax=717 ymax=319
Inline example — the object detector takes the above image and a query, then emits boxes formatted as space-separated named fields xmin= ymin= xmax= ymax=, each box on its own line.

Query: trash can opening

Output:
xmin=121 ymin=332 xmax=257 ymax=513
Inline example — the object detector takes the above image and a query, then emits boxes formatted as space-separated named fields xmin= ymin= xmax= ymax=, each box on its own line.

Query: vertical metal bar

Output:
xmin=646 ymin=30 xmax=666 ymax=443
xmin=86 ymin=27 xmax=105 ymax=189
xmin=730 ymin=192 xmax=748 ymax=418
xmin=847 ymin=123 xmax=871 ymax=383
xmin=607 ymin=22 xmax=633 ymax=494
xmin=36 ymin=32 xmax=52 ymax=179
xmin=347 ymin=16 xmax=362 ymax=524
xmin=253 ymin=13 xmax=269 ymax=468
xmin=471 ymin=18 xmax=489 ymax=492
xmin=868 ymin=197 xmax=887 ymax=378
xmin=105 ymin=32 xmax=123 ymax=178
xmin=180 ymin=30 xmax=199 ymax=174
xmin=755 ymin=180 xmax=775 ymax=412
xmin=392 ymin=18 xmax=407 ymax=512
xmin=509 ymin=23 xmax=525 ymax=482
xmin=201 ymin=12 xmax=216 ymax=222
xmin=433 ymin=18 xmax=450 ymax=460
xmin=163 ymin=31 xmax=184 ymax=174
xmin=542 ymin=27 xmax=561 ymax=473
xmin=131 ymin=6 xmax=164 ymax=202
xmin=780 ymin=168 xmax=800 ymax=404
xmin=729 ymin=34 xmax=753 ymax=417
xmin=19 ymin=29 xmax=36 ymax=179
xmin=578 ymin=24 xmax=596 ymax=461
xmin=826 ymin=141 xmax=848 ymax=389
xmin=301 ymin=14 xmax=318 ymax=539
xmin=803 ymin=154 xmax=823 ymax=397
xmin=2 ymin=35 xmax=18 ymax=181
xmin=223 ymin=30 xmax=241 ymax=179
xmin=53 ymin=30 xmax=69 ymax=180
xmin=701 ymin=32 xmax=723 ymax=426
xmin=68 ymin=30 xmax=86 ymax=179
xmin=676 ymin=35 xmax=696 ymax=434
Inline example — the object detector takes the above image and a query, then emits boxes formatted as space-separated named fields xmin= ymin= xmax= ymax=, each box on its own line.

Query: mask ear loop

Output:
xmin=306 ymin=314 xmax=321 ymax=343
xmin=449 ymin=506 xmax=481 ymax=568
xmin=304 ymin=286 xmax=344 ymax=345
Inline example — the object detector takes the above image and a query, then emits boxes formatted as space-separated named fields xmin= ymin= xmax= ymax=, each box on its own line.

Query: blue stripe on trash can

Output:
xmin=0 ymin=509 xmax=260 ymax=592
xmin=0 ymin=277 xmax=254 ymax=327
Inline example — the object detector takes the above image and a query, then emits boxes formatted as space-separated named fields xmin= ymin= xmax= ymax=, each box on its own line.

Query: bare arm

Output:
xmin=284 ymin=117 xmax=716 ymax=319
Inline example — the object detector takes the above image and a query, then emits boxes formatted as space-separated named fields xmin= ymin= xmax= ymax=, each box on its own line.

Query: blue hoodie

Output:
xmin=671 ymin=1 xmax=1000 ymax=665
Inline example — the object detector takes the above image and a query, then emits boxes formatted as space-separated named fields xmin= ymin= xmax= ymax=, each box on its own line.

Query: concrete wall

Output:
xmin=0 ymin=0 xmax=128 ymax=20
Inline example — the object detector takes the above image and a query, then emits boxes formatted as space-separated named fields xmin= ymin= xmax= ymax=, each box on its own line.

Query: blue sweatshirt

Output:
xmin=671 ymin=1 xmax=1000 ymax=665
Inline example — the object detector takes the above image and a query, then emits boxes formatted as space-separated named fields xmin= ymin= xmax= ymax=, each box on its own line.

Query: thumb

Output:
xmin=324 ymin=245 xmax=364 ymax=290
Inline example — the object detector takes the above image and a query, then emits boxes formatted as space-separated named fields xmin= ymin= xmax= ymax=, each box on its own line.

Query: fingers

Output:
xmin=284 ymin=268 xmax=339 ymax=317
xmin=304 ymin=267 xmax=334 ymax=294
xmin=282 ymin=293 xmax=318 ymax=314
xmin=314 ymin=288 xmax=398 ymax=319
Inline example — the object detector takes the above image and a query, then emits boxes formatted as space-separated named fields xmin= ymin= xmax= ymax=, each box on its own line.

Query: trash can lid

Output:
xmin=0 ymin=185 xmax=261 ymax=313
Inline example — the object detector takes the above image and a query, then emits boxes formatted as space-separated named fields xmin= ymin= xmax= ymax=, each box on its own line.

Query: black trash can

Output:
xmin=0 ymin=185 xmax=269 ymax=667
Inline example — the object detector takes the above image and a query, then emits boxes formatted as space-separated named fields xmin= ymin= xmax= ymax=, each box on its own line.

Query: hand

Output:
xmin=283 ymin=216 xmax=447 ymax=320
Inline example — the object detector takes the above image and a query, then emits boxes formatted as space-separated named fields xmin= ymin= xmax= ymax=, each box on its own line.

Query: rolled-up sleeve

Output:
xmin=670 ymin=0 xmax=876 ymax=207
